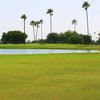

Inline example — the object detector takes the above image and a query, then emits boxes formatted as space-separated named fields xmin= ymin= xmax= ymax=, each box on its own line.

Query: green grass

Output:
xmin=0 ymin=53 xmax=100 ymax=100
xmin=0 ymin=43 xmax=100 ymax=50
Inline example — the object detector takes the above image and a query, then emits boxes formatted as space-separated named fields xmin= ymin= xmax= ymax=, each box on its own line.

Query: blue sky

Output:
xmin=0 ymin=0 xmax=99 ymax=41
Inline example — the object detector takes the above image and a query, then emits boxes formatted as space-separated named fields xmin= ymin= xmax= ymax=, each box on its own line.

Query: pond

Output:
xmin=0 ymin=49 xmax=99 ymax=54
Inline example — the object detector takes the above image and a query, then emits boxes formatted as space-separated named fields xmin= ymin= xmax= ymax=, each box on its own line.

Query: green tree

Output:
xmin=45 ymin=30 xmax=93 ymax=44
xmin=96 ymin=39 xmax=100 ymax=45
xmin=81 ymin=34 xmax=92 ymax=44
xmin=59 ymin=33 xmax=65 ymax=43
xmin=1 ymin=31 xmax=27 ymax=44
xmin=82 ymin=1 xmax=90 ymax=35
xmin=47 ymin=9 xmax=53 ymax=33
xmin=30 ymin=20 xmax=36 ymax=41
xmin=62 ymin=31 xmax=73 ymax=43
xmin=21 ymin=14 xmax=27 ymax=33
xmin=72 ymin=19 xmax=77 ymax=32
xmin=1 ymin=33 xmax=7 ymax=44
xmin=68 ymin=33 xmax=83 ymax=44
xmin=46 ymin=33 xmax=59 ymax=43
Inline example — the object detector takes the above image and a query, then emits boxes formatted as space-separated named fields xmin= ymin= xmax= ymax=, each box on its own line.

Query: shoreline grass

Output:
xmin=0 ymin=43 xmax=100 ymax=50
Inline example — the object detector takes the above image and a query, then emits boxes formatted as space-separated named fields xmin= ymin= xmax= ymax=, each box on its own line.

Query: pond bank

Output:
xmin=0 ymin=44 xmax=100 ymax=50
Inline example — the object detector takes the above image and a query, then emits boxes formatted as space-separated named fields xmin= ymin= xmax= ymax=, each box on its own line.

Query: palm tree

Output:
xmin=82 ymin=1 xmax=90 ymax=35
xmin=30 ymin=20 xmax=36 ymax=41
xmin=21 ymin=14 xmax=27 ymax=33
xmin=35 ymin=21 xmax=40 ymax=40
xmin=40 ymin=19 xmax=43 ymax=40
xmin=72 ymin=19 xmax=77 ymax=32
xmin=47 ymin=9 xmax=53 ymax=33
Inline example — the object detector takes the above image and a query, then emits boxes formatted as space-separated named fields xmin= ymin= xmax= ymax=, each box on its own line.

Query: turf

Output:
xmin=0 ymin=53 xmax=100 ymax=100
xmin=0 ymin=44 xmax=100 ymax=50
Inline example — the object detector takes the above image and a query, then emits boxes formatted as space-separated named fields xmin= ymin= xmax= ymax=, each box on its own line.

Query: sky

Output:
xmin=0 ymin=0 xmax=100 ymax=41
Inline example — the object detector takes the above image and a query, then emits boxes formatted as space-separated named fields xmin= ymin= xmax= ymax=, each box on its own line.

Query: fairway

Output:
xmin=0 ymin=53 xmax=100 ymax=100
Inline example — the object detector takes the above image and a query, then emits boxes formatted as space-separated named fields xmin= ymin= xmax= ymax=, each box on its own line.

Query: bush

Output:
xmin=46 ymin=31 xmax=92 ymax=44
xmin=96 ymin=39 xmax=100 ymax=45
xmin=46 ymin=33 xmax=59 ymax=43
xmin=68 ymin=34 xmax=83 ymax=44
xmin=82 ymin=35 xmax=92 ymax=44
xmin=1 ymin=31 xmax=27 ymax=44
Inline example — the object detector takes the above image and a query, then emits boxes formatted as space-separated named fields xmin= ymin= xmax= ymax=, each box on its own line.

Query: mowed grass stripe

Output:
xmin=0 ymin=44 xmax=100 ymax=50
xmin=0 ymin=53 xmax=100 ymax=100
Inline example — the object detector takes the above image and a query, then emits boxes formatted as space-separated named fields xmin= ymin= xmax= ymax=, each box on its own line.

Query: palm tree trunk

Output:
xmin=86 ymin=9 xmax=89 ymax=35
xmin=33 ymin=26 xmax=35 ymax=41
xmin=41 ymin=23 xmax=43 ymax=40
xmin=24 ymin=20 xmax=25 ymax=33
xmin=50 ymin=14 xmax=52 ymax=33
xmin=36 ymin=27 xmax=38 ymax=40
xmin=74 ymin=24 xmax=76 ymax=32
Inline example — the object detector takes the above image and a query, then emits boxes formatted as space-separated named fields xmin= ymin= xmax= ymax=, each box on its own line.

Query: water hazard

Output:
xmin=0 ymin=49 xmax=99 ymax=54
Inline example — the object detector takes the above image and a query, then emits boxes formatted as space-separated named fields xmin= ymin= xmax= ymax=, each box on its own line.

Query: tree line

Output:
xmin=46 ymin=31 xmax=92 ymax=44
xmin=1 ymin=1 xmax=100 ymax=44
xmin=1 ymin=30 xmax=100 ymax=44
xmin=20 ymin=1 xmax=91 ymax=40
